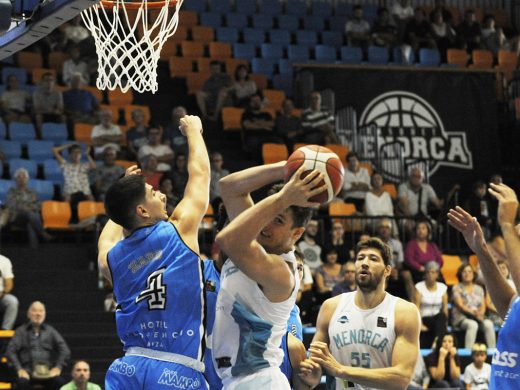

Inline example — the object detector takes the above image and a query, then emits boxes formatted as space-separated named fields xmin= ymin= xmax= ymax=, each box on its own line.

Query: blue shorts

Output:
xmin=105 ymin=355 xmax=209 ymax=390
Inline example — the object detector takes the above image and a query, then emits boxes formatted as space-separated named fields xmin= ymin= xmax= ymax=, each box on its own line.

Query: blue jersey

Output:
xmin=280 ymin=332 xmax=293 ymax=387
xmin=491 ymin=296 xmax=520 ymax=389
xmin=202 ymin=260 xmax=222 ymax=390
xmin=287 ymin=305 xmax=303 ymax=341
xmin=108 ymin=221 xmax=205 ymax=360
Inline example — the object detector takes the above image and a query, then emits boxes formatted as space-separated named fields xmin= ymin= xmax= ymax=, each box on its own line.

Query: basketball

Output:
xmin=284 ymin=145 xmax=345 ymax=204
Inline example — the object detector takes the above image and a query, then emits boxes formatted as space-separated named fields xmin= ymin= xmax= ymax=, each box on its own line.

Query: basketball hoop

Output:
xmin=81 ymin=0 xmax=183 ymax=93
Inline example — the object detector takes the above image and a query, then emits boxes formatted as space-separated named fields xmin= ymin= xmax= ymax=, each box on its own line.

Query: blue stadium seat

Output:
xmin=363 ymin=4 xmax=379 ymax=24
xmin=235 ymin=0 xmax=256 ymax=15
xmin=216 ymin=27 xmax=240 ymax=43
xmin=261 ymin=43 xmax=284 ymax=60
xmin=251 ymin=58 xmax=277 ymax=78
xmin=269 ymin=30 xmax=291 ymax=46
xmin=419 ymin=48 xmax=441 ymax=67
xmin=8 ymin=158 xmax=37 ymax=179
xmin=259 ymin=0 xmax=282 ymax=16
xmin=1 ymin=67 xmax=28 ymax=85
xmin=43 ymin=159 xmax=64 ymax=187
xmin=27 ymin=140 xmax=55 ymax=163
xmin=233 ymin=43 xmax=256 ymax=60
xmin=303 ymin=16 xmax=325 ymax=31
xmin=311 ymin=0 xmax=333 ymax=17
xmin=277 ymin=15 xmax=299 ymax=31
xmin=273 ymin=74 xmax=293 ymax=98
xmin=41 ymin=122 xmax=68 ymax=142
xmin=286 ymin=0 xmax=308 ymax=16
xmin=340 ymin=46 xmax=363 ymax=64
xmin=287 ymin=45 xmax=309 ymax=61
xmin=243 ymin=28 xmax=266 ymax=45
xmin=0 ymin=140 xmax=22 ymax=159
xmin=252 ymin=14 xmax=274 ymax=29
xmin=367 ymin=46 xmax=389 ymax=65
xmin=278 ymin=59 xmax=294 ymax=74
xmin=335 ymin=2 xmax=353 ymax=16
xmin=328 ymin=15 xmax=348 ymax=32
xmin=0 ymin=121 xmax=6 ymax=139
xmin=321 ymin=31 xmax=343 ymax=49
xmin=28 ymin=179 xmax=55 ymax=201
xmin=8 ymin=122 xmax=36 ymax=143
xmin=208 ymin=0 xmax=231 ymax=14
xmin=226 ymin=13 xmax=248 ymax=29
xmin=200 ymin=12 xmax=223 ymax=28
xmin=0 ymin=180 xmax=14 ymax=203
xmin=315 ymin=45 xmax=337 ymax=63
xmin=183 ymin=0 xmax=206 ymax=12
xmin=295 ymin=30 xmax=318 ymax=47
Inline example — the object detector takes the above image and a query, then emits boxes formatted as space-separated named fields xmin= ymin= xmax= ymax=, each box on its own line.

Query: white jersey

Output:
xmin=212 ymin=251 xmax=300 ymax=386
xmin=328 ymin=292 xmax=398 ymax=390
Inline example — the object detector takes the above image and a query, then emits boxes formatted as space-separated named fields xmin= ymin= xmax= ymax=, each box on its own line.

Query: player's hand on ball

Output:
xmin=282 ymin=167 xmax=327 ymax=208
xmin=179 ymin=115 xmax=203 ymax=136
xmin=309 ymin=341 xmax=343 ymax=378
xmin=125 ymin=165 xmax=142 ymax=177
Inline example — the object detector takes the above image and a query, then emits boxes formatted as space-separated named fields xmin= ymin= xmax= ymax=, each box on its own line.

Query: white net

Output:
xmin=81 ymin=0 xmax=183 ymax=93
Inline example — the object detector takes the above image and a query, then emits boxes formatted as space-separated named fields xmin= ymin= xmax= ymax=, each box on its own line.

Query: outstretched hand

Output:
xmin=281 ymin=167 xmax=327 ymax=208
xmin=447 ymin=206 xmax=486 ymax=254
xmin=125 ymin=165 xmax=142 ymax=177
xmin=489 ymin=183 xmax=519 ymax=227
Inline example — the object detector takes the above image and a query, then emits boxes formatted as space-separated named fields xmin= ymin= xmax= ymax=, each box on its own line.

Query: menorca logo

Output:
xmin=359 ymin=91 xmax=473 ymax=180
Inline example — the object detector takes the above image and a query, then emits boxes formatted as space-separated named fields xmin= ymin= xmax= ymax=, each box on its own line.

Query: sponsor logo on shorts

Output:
xmin=109 ymin=361 xmax=136 ymax=377
xmin=493 ymin=349 xmax=518 ymax=368
xmin=157 ymin=368 xmax=201 ymax=389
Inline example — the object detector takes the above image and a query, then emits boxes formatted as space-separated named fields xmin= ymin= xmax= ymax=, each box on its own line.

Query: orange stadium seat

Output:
xmin=329 ymin=202 xmax=361 ymax=231
xmin=471 ymin=50 xmax=493 ymax=69
xmin=263 ymin=89 xmax=286 ymax=112
xmin=170 ymin=25 xmax=188 ymax=45
xmin=108 ymin=89 xmax=133 ymax=106
xmin=169 ymin=57 xmax=194 ymax=78
xmin=224 ymin=58 xmax=248 ymax=75
xmin=48 ymin=52 xmax=69 ymax=74
xmin=179 ymin=10 xmax=198 ymax=28
xmin=181 ymin=41 xmax=205 ymax=59
xmin=73 ymin=123 xmax=94 ymax=145
xmin=17 ymin=51 xmax=43 ymax=70
xmin=359 ymin=162 xmax=373 ymax=176
xmin=42 ymin=201 xmax=72 ymax=229
xmin=191 ymin=26 xmax=215 ymax=44
xmin=382 ymin=183 xmax=398 ymax=200
xmin=325 ymin=144 xmax=349 ymax=164
xmin=202 ymin=204 xmax=215 ymax=230
xmin=441 ymin=254 xmax=463 ymax=286
xmin=262 ymin=143 xmax=288 ymax=164
xmin=115 ymin=160 xmax=137 ymax=169
xmin=293 ymin=143 xmax=308 ymax=151
xmin=185 ymin=72 xmax=210 ymax=95
xmin=222 ymin=107 xmax=244 ymax=131
xmin=196 ymin=57 xmax=212 ymax=73
xmin=447 ymin=49 xmax=468 ymax=68
xmin=250 ymin=74 xmax=268 ymax=90
xmin=209 ymin=42 xmax=232 ymax=60
xmin=78 ymin=201 xmax=105 ymax=222
xmin=84 ymin=86 xmax=103 ymax=103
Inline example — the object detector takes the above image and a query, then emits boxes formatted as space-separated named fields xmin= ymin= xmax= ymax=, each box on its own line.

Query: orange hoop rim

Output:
xmin=99 ymin=0 xmax=177 ymax=9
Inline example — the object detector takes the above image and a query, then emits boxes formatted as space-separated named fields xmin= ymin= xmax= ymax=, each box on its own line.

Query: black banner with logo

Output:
xmin=301 ymin=65 xmax=499 ymax=199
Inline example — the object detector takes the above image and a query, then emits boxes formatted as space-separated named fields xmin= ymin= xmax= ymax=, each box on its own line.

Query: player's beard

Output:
xmin=356 ymin=268 xmax=385 ymax=292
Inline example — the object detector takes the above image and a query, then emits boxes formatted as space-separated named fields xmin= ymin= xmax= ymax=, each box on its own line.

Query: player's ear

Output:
xmin=292 ymin=226 xmax=305 ymax=242
xmin=384 ymin=264 xmax=392 ymax=278
xmin=136 ymin=204 xmax=150 ymax=219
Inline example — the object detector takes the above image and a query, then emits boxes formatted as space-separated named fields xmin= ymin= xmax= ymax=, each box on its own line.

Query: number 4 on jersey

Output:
xmin=136 ymin=268 xmax=167 ymax=310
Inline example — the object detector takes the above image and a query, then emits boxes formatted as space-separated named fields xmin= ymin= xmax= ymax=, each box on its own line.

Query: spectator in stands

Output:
xmin=137 ymin=126 xmax=174 ymax=172
xmin=323 ymin=220 xmax=350 ymax=265
xmin=61 ymin=16 xmax=94 ymax=57
xmin=195 ymin=60 xmax=232 ymax=120
xmin=480 ymin=14 xmax=520 ymax=58
xmin=364 ymin=171 xmax=394 ymax=231
xmin=297 ymin=218 xmax=323 ymax=275
xmin=214 ymin=64 xmax=257 ymax=117
xmin=428 ymin=0 xmax=454 ymax=26
xmin=331 ymin=261 xmax=356 ymax=296
xmin=90 ymin=110 xmax=122 ymax=159
xmin=465 ymin=180 xmax=493 ymax=239
xmin=209 ymin=151 xmax=229 ymax=211
xmin=314 ymin=247 xmax=344 ymax=304
xmin=62 ymin=46 xmax=90 ymax=86
xmin=404 ymin=220 xmax=443 ymax=283
xmin=345 ymin=5 xmax=371 ymax=51
xmin=140 ymin=155 xmax=163 ymax=190
xmin=402 ymin=7 xmax=436 ymax=61
xmin=126 ymin=108 xmax=149 ymax=160
xmin=463 ymin=343 xmax=491 ymax=390
xmin=5 ymin=168 xmax=53 ymax=248
xmin=301 ymin=91 xmax=338 ymax=145
xmin=415 ymin=261 xmax=448 ymax=349
xmin=53 ymin=144 xmax=96 ymax=223
xmin=341 ymin=151 xmax=371 ymax=212
xmin=63 ymin=73 xmax=99 ymax=124
xmin=274 ymin=98 xmax=304 ymax=150
xmin=452 ymin=263 xmax=496 ymax=349
xmin=59 ymin=360 xmax=101 ymax=390
xmin=33 ymin=73 xmax=65 ymax=136
xmin=162 ymin=106 xmax=187 ymax=155
xmin=7 ymin=301 xmax=70 ymax=390
xmin=0 ymin=74 xmax=31 ymax=124
xmin=430 ymin=10 xmax=457 ymax=61
xmin=408 ymin=353 xmax=430 ymax=390
xmin=93 ymin=147 xmax=124 ymax=201
xmin=497 ymin=259 xmax=516 ymax=292
xmin=456 ymin=9 xmax=482 ymax=52
xmin=397 ymin=166 xmax=442 ymax=236
xmin=371 ymin=7 xmax=398 ymax=49
xmin=0 ymin=253 xmax=18 ymax=330
xmin=169 ymin=152 xmax=188 ymax=199
xmin=424 ymin=333 xmax=462 ymax=389
xmin=159 ymin=176 xmax=179 ymax=216
xmin=391 ymin=0 xmax=414 ymax=41
xmin=241 ymin=92 xmax=281 ymax=162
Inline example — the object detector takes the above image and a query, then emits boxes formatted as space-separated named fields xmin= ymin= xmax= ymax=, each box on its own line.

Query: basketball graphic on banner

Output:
xmin=284 ymin=145 xmax=344 ymax=204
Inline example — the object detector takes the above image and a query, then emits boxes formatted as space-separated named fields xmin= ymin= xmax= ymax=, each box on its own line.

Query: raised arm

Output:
xmin=448 ymin=206 xmax=515 ymax=318
xmin=52 ymin=143 xmax=73 ymax=165
xmin=170 ymin=115 xmax=210 ymax=252
xmin=218 ymin=161 xmax=286 ymax=221
xmin=86 ymin=146 xmax=97 ymax=170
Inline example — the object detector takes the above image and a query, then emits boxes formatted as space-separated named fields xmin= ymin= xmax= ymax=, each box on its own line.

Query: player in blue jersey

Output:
xmin=448 ymin=182 xmax=520 ymax=390
xmin=97 ymin=115 xmax=210 ymax=390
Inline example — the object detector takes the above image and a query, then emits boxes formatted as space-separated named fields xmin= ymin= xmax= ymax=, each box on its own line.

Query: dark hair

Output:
xmin=159 ymin=175 xmax=172 ymax=188
xmin=456 ymin=263 xmax=477 ymax=283
xmin=216 ymin=203 xmax=229 ymax=232
xmin=415 ymin=219 xmax=432 ymax=238
xmin=69 ymin=145 xmax=81 ymax=154
xmin=294 ymin=249 xmax=304 ymax=263
xmin=105 ymin=175 xmax=147 ymax=230
xmin=321 ymin=246 xmax=338 ymax=262
xmin=377 ymin=7 xmax=388 ymax=17
xmin=432 ymin=332 xmax=457 ymax=357
xmin=353 ymin=5 xmax=362 ymax=11
xmin=234 ymin=64 xmax=250 ymax=81
xmin=267 ymin=183 xmax=313 ymax=228
xmin=355 ymin=237 xmax=392 ymax=266
xmin=71 ymin=360 xmax=89 ymax=370
xmin=346 ymin=151 xmax=359 ymax=161
xmin=472 ymin=180 xmax=486 ymax=191
xmin=210 ymin=60 xmax=222 ymax=67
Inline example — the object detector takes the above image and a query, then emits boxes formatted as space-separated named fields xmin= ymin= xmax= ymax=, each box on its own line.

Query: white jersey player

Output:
xmin=300 ymin=238 xmax=420 ymax=390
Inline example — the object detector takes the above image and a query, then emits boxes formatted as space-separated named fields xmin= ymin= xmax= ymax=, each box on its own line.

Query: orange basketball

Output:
xmin=284 ymin=145 xmax=344 ymax=204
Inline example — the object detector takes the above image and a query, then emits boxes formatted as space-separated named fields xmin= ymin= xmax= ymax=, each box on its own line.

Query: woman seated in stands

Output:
xmin=0 ymin=74 xmax=31 ymax=124
xmin=213 ymin=64 xmax=258 ymax=119
xmin=424 ymin=333 xmax=463 ymax=389
xmin=322 ymin=220 xmax=351 ymax=265
xmin=451 ymin=264 xmax=496 ymax=349
xmin=404 ymin=220 xmax=443 ymax=283
xmin=314 ymin=247 xmax=344 ymax=304
xmin=364 ymin=172 xmax=395 ymax=234
xmin=415 ymin=261 xmax=448 ymax=349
